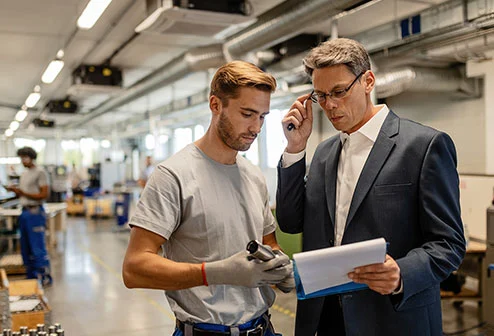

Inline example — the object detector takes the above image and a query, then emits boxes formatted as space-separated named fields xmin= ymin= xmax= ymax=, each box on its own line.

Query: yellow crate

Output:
xmin=85 ymin=197 xmax=113 ymax=218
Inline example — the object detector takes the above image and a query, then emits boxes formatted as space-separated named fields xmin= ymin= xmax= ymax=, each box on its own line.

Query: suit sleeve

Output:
xmin=394 ymin=132 xmax=466 ymax=310
xmin=276 ymin=155 xmax=307 ymax=234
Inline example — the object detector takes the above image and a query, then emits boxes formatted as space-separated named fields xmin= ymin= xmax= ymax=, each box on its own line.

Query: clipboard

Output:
xmin=294 ymin=260 xmax=368 ymax=300
xmin=292 ymin=238 xmax=387 ymax=300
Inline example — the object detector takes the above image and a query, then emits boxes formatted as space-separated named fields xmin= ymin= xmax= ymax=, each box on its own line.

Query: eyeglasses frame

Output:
xmin=310 ymin=72 xmax=365 ymax=104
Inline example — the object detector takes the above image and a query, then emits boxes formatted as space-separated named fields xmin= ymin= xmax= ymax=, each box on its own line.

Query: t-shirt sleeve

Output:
xmin=38 ymin=170 xmax=49 ymax=187
xmin=262 ymin=182 xmax=276 ymax=236
xmin=129 ymin=165 xmax=181 ymax=240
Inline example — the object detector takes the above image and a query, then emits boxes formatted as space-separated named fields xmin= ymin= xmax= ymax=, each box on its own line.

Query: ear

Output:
xmin=363 ymin=70 xmax=376 ymax=94
xmin=209 ymin=95 xmax=222 ymax=116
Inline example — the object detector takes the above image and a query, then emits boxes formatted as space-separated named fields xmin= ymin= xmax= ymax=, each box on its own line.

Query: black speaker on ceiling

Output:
xmin=46 ymin=99 xmax=78 ymax=114
xmin=73 ymin=65 xmax=123 ymax=87
xmin=33 ymin=118 xmax=55 ymax=128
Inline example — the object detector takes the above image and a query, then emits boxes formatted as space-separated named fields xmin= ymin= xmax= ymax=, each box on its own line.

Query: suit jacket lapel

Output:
xmin=325 ymin=139 xmax=342 ymax=230
xmin=345 ymin=111 xmax=399 ymax=227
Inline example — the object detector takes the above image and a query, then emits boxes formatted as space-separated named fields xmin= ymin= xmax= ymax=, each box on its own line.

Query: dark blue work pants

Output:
xmin=19 ymin=206 xmax=50 ymax=279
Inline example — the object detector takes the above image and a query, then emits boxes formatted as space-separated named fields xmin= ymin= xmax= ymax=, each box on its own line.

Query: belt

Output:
xmin=176 ymin=319 xmax=266 ymax=336
xmin=23 ymin=205 xmax=41 ymax=210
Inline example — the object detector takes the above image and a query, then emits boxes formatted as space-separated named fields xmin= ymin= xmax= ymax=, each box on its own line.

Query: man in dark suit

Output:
xmin=276 ymin=38 xmax=466 ymax=336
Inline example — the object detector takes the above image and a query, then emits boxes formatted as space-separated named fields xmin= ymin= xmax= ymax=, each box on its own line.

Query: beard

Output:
xmin=217 ymin=111 xmax=255 ymax=152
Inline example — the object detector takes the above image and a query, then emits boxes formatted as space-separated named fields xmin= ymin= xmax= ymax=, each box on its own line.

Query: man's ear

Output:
xmin=364 ymin=70 xmax=376 ymax=94
xmin=210 ymin=95 xmax=222 ymax=116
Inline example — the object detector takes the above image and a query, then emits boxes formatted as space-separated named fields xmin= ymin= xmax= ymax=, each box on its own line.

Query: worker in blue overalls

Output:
xmin=6 ymin=146 xmax=52 ymax=285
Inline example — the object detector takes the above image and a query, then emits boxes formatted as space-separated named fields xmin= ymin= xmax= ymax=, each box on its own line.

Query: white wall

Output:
xmin=387 ymin=92 xmax=485 ymax=174
xmin=387 ymin=91 xmax=487 ymax=240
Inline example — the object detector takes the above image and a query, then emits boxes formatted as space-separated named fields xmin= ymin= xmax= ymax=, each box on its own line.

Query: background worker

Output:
xmin=123 ymin=61 xmax=294 ymax=336
xmin=7 ymin=146 xmax=52 ymax=285
xmin=137 ymin=155 xmax=154 ymax=188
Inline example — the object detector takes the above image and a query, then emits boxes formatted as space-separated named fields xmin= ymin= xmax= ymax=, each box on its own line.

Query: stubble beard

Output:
xmin=217 ymin=112 xmax=252 ymax=152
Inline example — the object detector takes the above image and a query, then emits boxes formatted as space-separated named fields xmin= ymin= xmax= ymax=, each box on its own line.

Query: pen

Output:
xmin=286 ymin=95 xmax=310 ymax=131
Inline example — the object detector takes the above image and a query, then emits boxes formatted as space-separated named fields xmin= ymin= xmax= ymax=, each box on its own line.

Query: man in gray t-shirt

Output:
xmin=7 ymin=146 xmax=51 ymax=285
xmin=123 ymin=61 xmax=294 ymax=335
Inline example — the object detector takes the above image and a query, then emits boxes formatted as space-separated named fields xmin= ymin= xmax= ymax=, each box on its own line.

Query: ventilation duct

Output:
xmin=64 ymin=0 xmax=363 ymax=129
xmin=375 ymin=67 xmax=466 ymax=98
xmin=223 ymin=0 xmax=366 ymax=60
xmin=352 ymin=0 xmax=494 ymax=59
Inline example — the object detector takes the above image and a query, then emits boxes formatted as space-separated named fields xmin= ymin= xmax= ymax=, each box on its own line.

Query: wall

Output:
xmin=387 ymin=92 xmax=485 ymax=174
xmin=459 ymin=174 xmax=494 ymax=241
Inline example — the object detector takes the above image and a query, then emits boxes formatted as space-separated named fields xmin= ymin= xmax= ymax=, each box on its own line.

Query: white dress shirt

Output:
xmin=282 ymin=105 xmax=390 ymax=246
xmin=282 ymin=105 xmax=404 ymax=293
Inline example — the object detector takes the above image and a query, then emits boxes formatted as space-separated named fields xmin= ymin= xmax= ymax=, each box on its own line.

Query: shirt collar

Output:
xmin=340 ymin=105 xmax=389 ymax=144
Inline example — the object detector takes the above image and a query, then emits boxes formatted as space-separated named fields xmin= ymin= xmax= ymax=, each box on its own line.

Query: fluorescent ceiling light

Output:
xmin=41 ymin=60 xmax=64 ymax=84
xmin=5 ymin=129 xmax=13 ymax=137
xmin=25 ymin=92 xmax=41 ymax=108
xmin=15 ymin=110 xmax=28 ymax=122
xmin=77 ymin=0 xmax=112 ymax=29
xmin=9 ymin=121 xmax=20 ymax=131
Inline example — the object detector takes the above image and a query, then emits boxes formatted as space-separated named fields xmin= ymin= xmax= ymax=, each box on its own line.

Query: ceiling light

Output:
xmin=5 ymin=129 xmax=14 ymax=137
xmin=77 ymin=0 xmax=112 ymax=29
xmin=56 ymin=49 xmax=65 ymax=58
xmin=9 ymin=121 xmax=20 ymax=131
xmin=25 ymin=92 xmax=41 ymax=108
xmin=15 ymin=110 xmax=28 ymax=122
xmin=41 ymin=60 xmax=65 ymax=84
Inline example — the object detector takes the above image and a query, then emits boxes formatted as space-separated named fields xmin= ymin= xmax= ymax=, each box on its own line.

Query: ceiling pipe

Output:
xmin=64 ymin=0 xmax=364 ymax=130
xmin=223 ymin=0 xmax=364 ymax=60
xmin=375 ymin=67 xmax=464 ymax=98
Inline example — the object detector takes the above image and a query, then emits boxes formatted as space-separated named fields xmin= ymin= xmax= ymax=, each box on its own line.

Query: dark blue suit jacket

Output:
xmin=276 ymin=111 xmax=466 ymax=336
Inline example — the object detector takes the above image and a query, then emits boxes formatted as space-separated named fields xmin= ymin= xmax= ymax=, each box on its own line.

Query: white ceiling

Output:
xmin=0 ymin=0 xmax=454 ymax=140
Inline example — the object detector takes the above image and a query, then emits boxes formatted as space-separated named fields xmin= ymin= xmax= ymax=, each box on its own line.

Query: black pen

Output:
xmin=287 ymin=95 xmax=310 ymax=131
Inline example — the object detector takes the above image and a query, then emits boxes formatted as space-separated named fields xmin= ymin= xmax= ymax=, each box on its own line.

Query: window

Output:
xmin=265 ymin=109 xmax=288 ymax=168
xmin=173 ymin=128 xmax=193 ymax=153
xmin=244 ymin=138 xmax=259 ymax=165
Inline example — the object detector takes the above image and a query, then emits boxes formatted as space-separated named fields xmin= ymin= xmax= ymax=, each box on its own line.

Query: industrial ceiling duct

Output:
xmin=64 ymin=0 xmax=364 ymax=129
xmin=223 ymin=0 xmax=367 ymax=60
xmin=375 ymin=67 xmax=464 ymax=98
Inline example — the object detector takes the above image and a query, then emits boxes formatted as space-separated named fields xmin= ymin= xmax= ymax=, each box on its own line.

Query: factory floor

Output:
xmin=38 ymin=217 xmax=489 ymax=336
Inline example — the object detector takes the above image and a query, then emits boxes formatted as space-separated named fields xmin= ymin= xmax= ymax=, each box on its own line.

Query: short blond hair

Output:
xmin=210 ymin=61 xmax=276 ymax=106
xmin=303 ymin=38 xmax=370 ymax=77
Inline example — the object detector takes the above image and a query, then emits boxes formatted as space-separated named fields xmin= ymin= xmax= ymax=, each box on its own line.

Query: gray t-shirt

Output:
xmin=19 ymin=166 xmax=49 ymax=206
xmin=129 ymin=144 xmax=277 ymax=325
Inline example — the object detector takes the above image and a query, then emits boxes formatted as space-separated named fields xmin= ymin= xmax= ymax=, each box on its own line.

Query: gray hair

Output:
xmin=303 ymin=38 xmax=370 ymax=77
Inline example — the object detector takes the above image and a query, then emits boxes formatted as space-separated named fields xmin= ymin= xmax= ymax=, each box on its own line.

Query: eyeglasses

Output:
xmin=310 ymin=72 xmax=364 ymax=104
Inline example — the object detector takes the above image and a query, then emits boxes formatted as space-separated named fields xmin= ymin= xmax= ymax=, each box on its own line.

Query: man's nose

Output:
xmin=322 ymin=97 xmax=338 ymax=110
xmin=249 ymin=119 xmax=263 ymax=134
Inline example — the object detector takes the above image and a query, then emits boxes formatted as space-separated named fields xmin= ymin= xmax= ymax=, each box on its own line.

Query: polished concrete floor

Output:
xmin=38 ymin=216 xmax=490 ymax=336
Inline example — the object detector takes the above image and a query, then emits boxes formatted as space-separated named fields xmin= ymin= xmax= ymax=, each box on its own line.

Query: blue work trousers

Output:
xmin=172 ymin=328 xmax=281 ymax=336
xmin=19 ymin=206 xmax=50 ymax=279
xmin=172 ymin=313 xmax=282 ymax=336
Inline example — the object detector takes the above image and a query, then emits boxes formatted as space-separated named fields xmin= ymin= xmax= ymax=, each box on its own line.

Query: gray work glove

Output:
xmin=205 ymin=250 xmax=291 ymax=288
xmin=273 ymin=250 xmax=295 ymax=293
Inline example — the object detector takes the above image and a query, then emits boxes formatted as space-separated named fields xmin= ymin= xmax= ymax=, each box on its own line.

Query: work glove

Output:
xmin=273 ymin=250 xmax=295 ymax=293
xmin=205 ymin=250 xmax=291 ymax=288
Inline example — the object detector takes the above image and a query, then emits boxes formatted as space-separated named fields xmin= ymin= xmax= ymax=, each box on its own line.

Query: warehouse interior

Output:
xmin=0 ymin=0 xmax=494 ymax=335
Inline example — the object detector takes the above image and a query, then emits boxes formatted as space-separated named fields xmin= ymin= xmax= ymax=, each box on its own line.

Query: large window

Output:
xmin=173 ymin=128 xmax=193 ymax=153
xmin=244 ymin=138 xmax=259 ymax=166
xmin=265 ymin=109 xmax=288 ymax=168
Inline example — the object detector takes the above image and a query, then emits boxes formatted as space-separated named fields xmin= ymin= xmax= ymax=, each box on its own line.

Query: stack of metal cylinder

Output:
xmin=1 ymin=323 xmax=64 ymax=335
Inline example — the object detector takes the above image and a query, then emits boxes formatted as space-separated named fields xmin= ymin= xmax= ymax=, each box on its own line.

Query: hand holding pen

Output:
xmin=282 ymin=93 xmax=313 ymax=153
